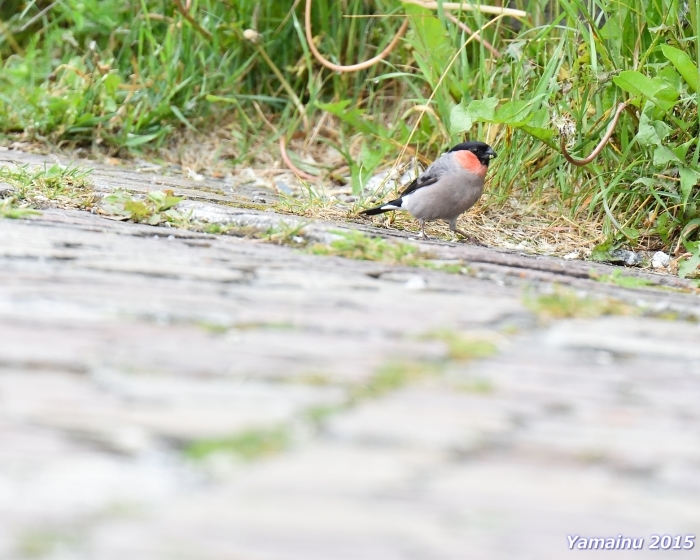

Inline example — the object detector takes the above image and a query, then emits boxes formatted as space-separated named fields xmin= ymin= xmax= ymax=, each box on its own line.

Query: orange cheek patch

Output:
xmin=455 ymin=150 xmax=487 ymax=178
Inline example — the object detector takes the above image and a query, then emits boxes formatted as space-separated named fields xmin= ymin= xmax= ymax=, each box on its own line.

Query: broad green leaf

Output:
xmin=349 ymin=163 xmax=362 ymax=196
xmin=527 ymin=107 xmax=551 ymax=128
xmin=657 ymin=66 xmax=682 ymax=91
xmin=613 ymin=71 xmax=679 ymax=111
xmin=359 ymin=141 xmax=385 ymax=173
xmin=613 ymin=70 xmax=654 ymax=97
xmin=622 ymin=227 xmax=639 ymax=240
xmin=148 ymin=189 xmax=183 ymax=212
xmin=493 ymin=100 xmax=533 ymax=125
xmin=661 ymin=44 xmax=699 ymax=92
xmin=449 ymin=104 xmax=472 ymax=135
xmin=672 ymin=139 xmax=696 ymax=161
xmin=678 ymin=242 xmax=700 ymax=278
xmin=468 ymin=97 xmax=498 ymax=121
xmin=653 ymin=86 xmax=681 ymax=111
xmin=449 ymin=97 xmax=498 ymax=135
xmin=679 ymin=166 xmax=700 ymax=208
xmin=521 ymin=125 xmax=555 ymax=144
xmin=590 ymin=240 xmax=617 ymax=262
xmin=123 ymin=199 xmax=151 ymax=221
xmin=653 ymin=145 xmax=680 ymax=165
xmin=148 ymin=213 xmax=164 ymax=225
xmin=635 ymin=111 xmax=671 ymax=146
xmin=599 ymin=17 xmax=622 ymax=42
xmin=403 ymin=3 xmax=449 ymax=53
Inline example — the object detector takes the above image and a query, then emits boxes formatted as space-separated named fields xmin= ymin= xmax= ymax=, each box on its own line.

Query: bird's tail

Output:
xmin=359 ymin=198 xmax=403 ymax=216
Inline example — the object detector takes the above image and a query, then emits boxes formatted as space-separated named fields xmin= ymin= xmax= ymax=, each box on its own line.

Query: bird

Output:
xmin=360 ymin=141 xmax=497 ymax=240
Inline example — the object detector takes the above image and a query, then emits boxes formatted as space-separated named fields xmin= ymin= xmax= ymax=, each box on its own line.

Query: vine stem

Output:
xmin=560 ymin=102 xmax=628 ymax=166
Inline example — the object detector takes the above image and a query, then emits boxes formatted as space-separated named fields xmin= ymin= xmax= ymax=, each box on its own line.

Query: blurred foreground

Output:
xmin=1 ymin=152 xmax=699 ymax=559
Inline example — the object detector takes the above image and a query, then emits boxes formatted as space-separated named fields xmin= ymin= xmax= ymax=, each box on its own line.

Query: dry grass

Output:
xmin=363 ymin=200 xmax=605 ymax=257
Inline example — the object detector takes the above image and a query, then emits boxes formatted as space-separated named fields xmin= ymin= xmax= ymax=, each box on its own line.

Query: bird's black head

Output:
xmin=448 ymin=141 xmax=497 ymax=166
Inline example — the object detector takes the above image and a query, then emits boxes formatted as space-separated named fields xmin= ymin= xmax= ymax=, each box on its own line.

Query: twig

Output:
xmin=252 ymin=101 xmax=278 ymax=134
xmin=305 ymin=0 xmax=409 ymax=72
xmin=402 ymin=0 xmax=527 ymax=18
xmin=560 ymin=102 xmax=628 ymax=166
xmin=279 ymin=137 xmax=319 ymax=182
xmin=444 ymin=12 xmax=501 ymax=58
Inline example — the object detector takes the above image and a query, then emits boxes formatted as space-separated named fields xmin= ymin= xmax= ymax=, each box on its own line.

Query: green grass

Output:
xmin=185 ymin=426 xmax=291 ymax=461
xmin=524 ymin=287 xmax=636 ymax=321
xmin=350 ymin=361 xmax=441 ymax=401
xmin=2 ymin=0 xmax=700 ymax=274
xmin=425 ymin=330 xmax=499 ymax=361
xmin=0 ymin=162 xmax=93 ymax=213
xmin=591 ymin=269 xmax=658 ymax=289
xmin=309 ymin=229 xmax=475 ymax=271
xmin=309 ymin=229 xmax=424 ymax=265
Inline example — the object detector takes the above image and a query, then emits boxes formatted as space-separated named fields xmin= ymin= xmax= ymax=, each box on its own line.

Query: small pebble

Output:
xmin=251 ymin=191 xmax=267 ymax=204
xmin=0 ymin=181 xmax=14 ymax=197
xmin=186 ymin=167 xmax=205 ymax=181
xmin=651 ymin=251 xmax=671 ymax=269
xmin=609 ymin=249 xmax=641 ymax=266
xmin=404 ymin=276 xmax=427 ymax=290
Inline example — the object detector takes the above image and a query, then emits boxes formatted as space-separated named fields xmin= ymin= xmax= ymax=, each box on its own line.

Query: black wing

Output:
xmin=400 ymin=170 xmax=439 ymax=196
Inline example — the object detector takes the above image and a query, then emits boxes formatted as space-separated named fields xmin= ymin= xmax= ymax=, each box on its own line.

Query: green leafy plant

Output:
xmin=679 ymin=240 xmax=700 ymax=278
xmin=101 ymin=189 xmax=188 ymax=225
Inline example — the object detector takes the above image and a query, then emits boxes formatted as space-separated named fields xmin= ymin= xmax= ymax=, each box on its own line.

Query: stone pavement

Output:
xmin=1 ymin=150 xmax=700 ymax=559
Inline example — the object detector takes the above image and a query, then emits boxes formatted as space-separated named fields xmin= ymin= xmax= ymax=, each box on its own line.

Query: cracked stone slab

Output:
xmin=544 ymin=316 xmax=700 ymax=359
xmin=326 ymin=387 xmax=512 ymax=452
xmin=1 ymin=155 xmax=700 ymax=560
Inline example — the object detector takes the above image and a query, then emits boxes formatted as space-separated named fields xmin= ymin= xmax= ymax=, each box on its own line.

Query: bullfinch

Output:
xmin=360 ymin=141 xmax=497 ymax=240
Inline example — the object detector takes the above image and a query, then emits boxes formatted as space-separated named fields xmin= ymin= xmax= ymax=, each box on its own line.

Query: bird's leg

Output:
xmin=448 ymin=219 xmax=481 ymax=245
xmin=418 ymin=219 xmax=429 ymax=240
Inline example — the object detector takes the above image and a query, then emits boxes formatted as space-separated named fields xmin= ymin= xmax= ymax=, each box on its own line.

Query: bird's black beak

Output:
xmin=486 ymin=147 xmax=497 ymax=159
